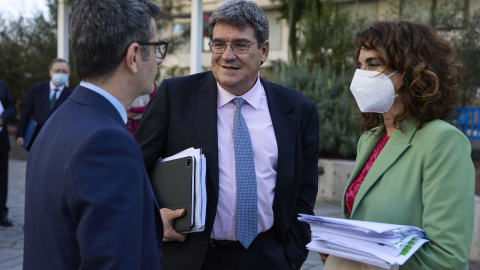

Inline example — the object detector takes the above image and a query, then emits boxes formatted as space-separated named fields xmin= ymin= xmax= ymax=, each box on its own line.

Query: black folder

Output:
xmin=23 ymin=118 xmax=38 ymax=150
xmin=150 ymin=156 xmax=196 ymax=232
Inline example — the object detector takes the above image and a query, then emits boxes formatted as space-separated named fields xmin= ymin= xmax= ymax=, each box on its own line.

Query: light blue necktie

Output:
xmin=233 ymin=97 xmax=257 ymax=249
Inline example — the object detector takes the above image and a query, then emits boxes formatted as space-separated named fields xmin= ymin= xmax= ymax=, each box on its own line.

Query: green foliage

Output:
xmin=299 ymin=0 xmax=363 ymax=74
xmin=0 ymin=0 xmax=83 ymax=114
xmin=0 ymin=15 xmax=56 ymax=112
xmin=268 ymin=0 xmax=364 ymax=158
xmin=269 ymin=0 xmax=306 ymax=63
xmin=267 ymin=59 xmax=359 ymax=159
xmin=384 ymin=0 xmax=467 ymax=29
xmin=451 ymin=10 xmax=480 ymax=106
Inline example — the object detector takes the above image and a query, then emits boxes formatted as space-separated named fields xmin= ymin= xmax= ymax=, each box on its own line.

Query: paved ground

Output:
xmin=1 ymin=159 xmax=479 ymax=270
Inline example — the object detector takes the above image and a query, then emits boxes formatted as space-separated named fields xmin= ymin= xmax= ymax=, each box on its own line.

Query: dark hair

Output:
xmin=49 ymin=58 xmax=69 ymax=70
xmin=208 ymin=0 xmax=269 ymax=48
xmin=353 ymin=20 xmax=463 ymax=132
xmin=71 ymin=0 xmax=161 ymax=82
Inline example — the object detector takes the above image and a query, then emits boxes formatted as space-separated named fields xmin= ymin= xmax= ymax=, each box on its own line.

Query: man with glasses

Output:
xmin=135 ymin=0 xmax=319 ymax=269
xmin=23 ymin=1 xmax=165 ymax=269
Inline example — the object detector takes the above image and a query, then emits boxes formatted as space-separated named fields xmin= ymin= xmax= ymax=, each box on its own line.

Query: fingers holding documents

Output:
xmin=319 ymin=253 xmax=329 ymax=263
xmin=160 ymin=208 xmax=187 ymax=242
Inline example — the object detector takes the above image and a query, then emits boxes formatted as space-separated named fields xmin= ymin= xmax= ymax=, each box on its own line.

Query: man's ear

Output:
xmin=260 ymin=40 xmax=269 ymax=66
xmin=125 ymin=43 xmax=141 ymax=74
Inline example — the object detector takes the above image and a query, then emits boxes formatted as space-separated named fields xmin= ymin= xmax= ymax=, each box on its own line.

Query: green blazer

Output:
xmin=342 ymin=117 xmax=475 ymax=270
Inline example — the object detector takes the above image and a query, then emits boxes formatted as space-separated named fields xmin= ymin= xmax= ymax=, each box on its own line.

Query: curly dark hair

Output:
xmin=353 ymin=20 xmax=464 ymax=132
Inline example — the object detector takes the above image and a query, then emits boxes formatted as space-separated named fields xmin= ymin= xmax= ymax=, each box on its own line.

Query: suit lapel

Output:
xmin=350 ymin=119 xmax=418 ymax=216
xmin=190 ymin=72 xmax=221 ymax=195
xmin=261 ymin=79 xmax=296 ymax=212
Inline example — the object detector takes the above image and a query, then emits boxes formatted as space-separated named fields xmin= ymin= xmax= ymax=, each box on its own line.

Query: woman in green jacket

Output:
xmin=323 ymin=20 xmax=475 ymax=270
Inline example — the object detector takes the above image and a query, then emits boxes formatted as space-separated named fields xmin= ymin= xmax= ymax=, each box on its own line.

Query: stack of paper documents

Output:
xmin=298 ymin=214 xmax=429 ymax=269
xmin=151 ymin=147 xmax=206 ymax=233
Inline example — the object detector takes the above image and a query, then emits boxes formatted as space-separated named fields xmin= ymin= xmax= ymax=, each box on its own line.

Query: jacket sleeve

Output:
xmin=405 ymin=127 xmax=475 ymax=270
xmin=284 ymin=102 xmax=320 ymax=268
xmin=16 ymin=84 xmax=36 ymax=138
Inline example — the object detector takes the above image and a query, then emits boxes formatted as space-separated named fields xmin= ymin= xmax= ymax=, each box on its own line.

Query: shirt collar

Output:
xmin=50 ymin=81 xmax=65 ymax=91
xmin=217 ymin=73 xmax=262 ymax=109
xmin=79 ymin=81 xmax=128 ymax=124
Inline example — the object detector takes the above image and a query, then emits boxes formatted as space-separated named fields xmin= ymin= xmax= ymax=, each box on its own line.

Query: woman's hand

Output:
xmin=318 ymin=253 xmax=329 ymax=263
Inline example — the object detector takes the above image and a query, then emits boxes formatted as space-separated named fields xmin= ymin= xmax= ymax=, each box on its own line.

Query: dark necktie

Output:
xmin=50 ymin=88 xmax=59 ymax=111
xmin=233 ymin=97 xmax=258 ymax=249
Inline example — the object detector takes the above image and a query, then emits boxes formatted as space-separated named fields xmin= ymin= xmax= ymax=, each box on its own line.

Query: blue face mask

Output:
xmin=52 ymin=73 xmax=69 ymax=86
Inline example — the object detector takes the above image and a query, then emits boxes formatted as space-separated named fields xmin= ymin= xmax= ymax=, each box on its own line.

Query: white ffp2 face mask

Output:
xmin=349 ymin=69 xmax=397 ymax=113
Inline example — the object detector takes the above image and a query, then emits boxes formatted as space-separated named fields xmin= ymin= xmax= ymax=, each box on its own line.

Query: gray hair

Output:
xmin=208 ymin=0 xmax=269 ymax=48
xmin=71 ymin=0 xmax=161 ymax=81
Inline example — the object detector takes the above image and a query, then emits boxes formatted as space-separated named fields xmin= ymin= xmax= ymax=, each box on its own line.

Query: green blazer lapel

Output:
xmin=342 ymin=126 xmax=384 ymax=218
xmin=349 ymin=119 xmax=418 ymax=217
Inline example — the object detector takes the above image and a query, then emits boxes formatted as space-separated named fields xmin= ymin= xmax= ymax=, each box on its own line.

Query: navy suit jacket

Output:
xmin=16 ymin=81 xmax=72 ymax=149
xmin=0 ymin=81 xmax=16 ymax=152
xmin=135 ymin=71 xmax=319 ymax=270
xmin=23 ymin=86 xmax=163 ymax=270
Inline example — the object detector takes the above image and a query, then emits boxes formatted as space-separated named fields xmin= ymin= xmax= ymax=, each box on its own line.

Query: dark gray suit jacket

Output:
xmin=135 ymin=71 xmax=319 ymax=270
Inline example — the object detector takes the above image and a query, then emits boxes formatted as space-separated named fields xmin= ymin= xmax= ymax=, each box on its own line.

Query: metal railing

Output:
xmin=456 ymin=107 xmax=480 ymax=141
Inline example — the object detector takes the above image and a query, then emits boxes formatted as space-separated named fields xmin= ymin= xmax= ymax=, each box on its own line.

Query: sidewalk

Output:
xmin=1 ymin=159 xmax=479 ymax=270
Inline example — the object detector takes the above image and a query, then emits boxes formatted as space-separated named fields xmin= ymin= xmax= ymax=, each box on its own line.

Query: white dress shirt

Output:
xmin=212 ymin=75 xmax=278 ymax=240
xmin=49 ymin=81 xmax=65 ymax=100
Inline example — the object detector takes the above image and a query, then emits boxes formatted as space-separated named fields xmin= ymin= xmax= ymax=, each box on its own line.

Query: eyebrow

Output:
xmin=358 ymin=57 xmax=380 ymax=66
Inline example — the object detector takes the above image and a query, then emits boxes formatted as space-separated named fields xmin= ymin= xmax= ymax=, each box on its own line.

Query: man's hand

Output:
xmin=16 ymin=137 xmax=24 ymax=146
xmin=160 ymin=208 xmax=187 ymax=242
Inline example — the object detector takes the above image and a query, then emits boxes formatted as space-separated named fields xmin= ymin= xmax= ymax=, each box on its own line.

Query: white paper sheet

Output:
xmin=299 ymin=214 xmax=429 ymax=268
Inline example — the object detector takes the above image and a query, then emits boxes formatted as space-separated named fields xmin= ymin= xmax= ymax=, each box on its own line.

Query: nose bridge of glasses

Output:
xmin=224 ymin=42 xmax=239 ymax=54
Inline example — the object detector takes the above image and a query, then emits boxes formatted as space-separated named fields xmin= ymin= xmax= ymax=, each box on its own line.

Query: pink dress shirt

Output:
xmin=212 ymin=76 xmax=278 ymax=240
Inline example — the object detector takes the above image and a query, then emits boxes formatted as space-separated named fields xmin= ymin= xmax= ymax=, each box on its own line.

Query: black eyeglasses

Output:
xmin=208 ymin=40 xmax=261 ymax=54
xmin=138 ymin=41 xmax=168 ymax=59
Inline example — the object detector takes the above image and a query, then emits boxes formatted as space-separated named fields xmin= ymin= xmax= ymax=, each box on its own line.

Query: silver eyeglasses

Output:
xmin=208 ymin=40 xmax=261 ymax=54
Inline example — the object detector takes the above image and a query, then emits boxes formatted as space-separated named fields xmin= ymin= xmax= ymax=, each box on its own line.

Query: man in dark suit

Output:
xmin=0 ymin=81 xmax=16 ymax=227
xmin=16 ymin=58 xmax=72 ymax=150
xmin=23 ymin=0 xmax=165 ymax=269
xmin=135 ymin=1 xmax=320 ymax=269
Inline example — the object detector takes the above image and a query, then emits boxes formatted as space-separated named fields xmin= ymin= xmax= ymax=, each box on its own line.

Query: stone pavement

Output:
xmin=1 ymin=159 xmax=479 ymax=270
